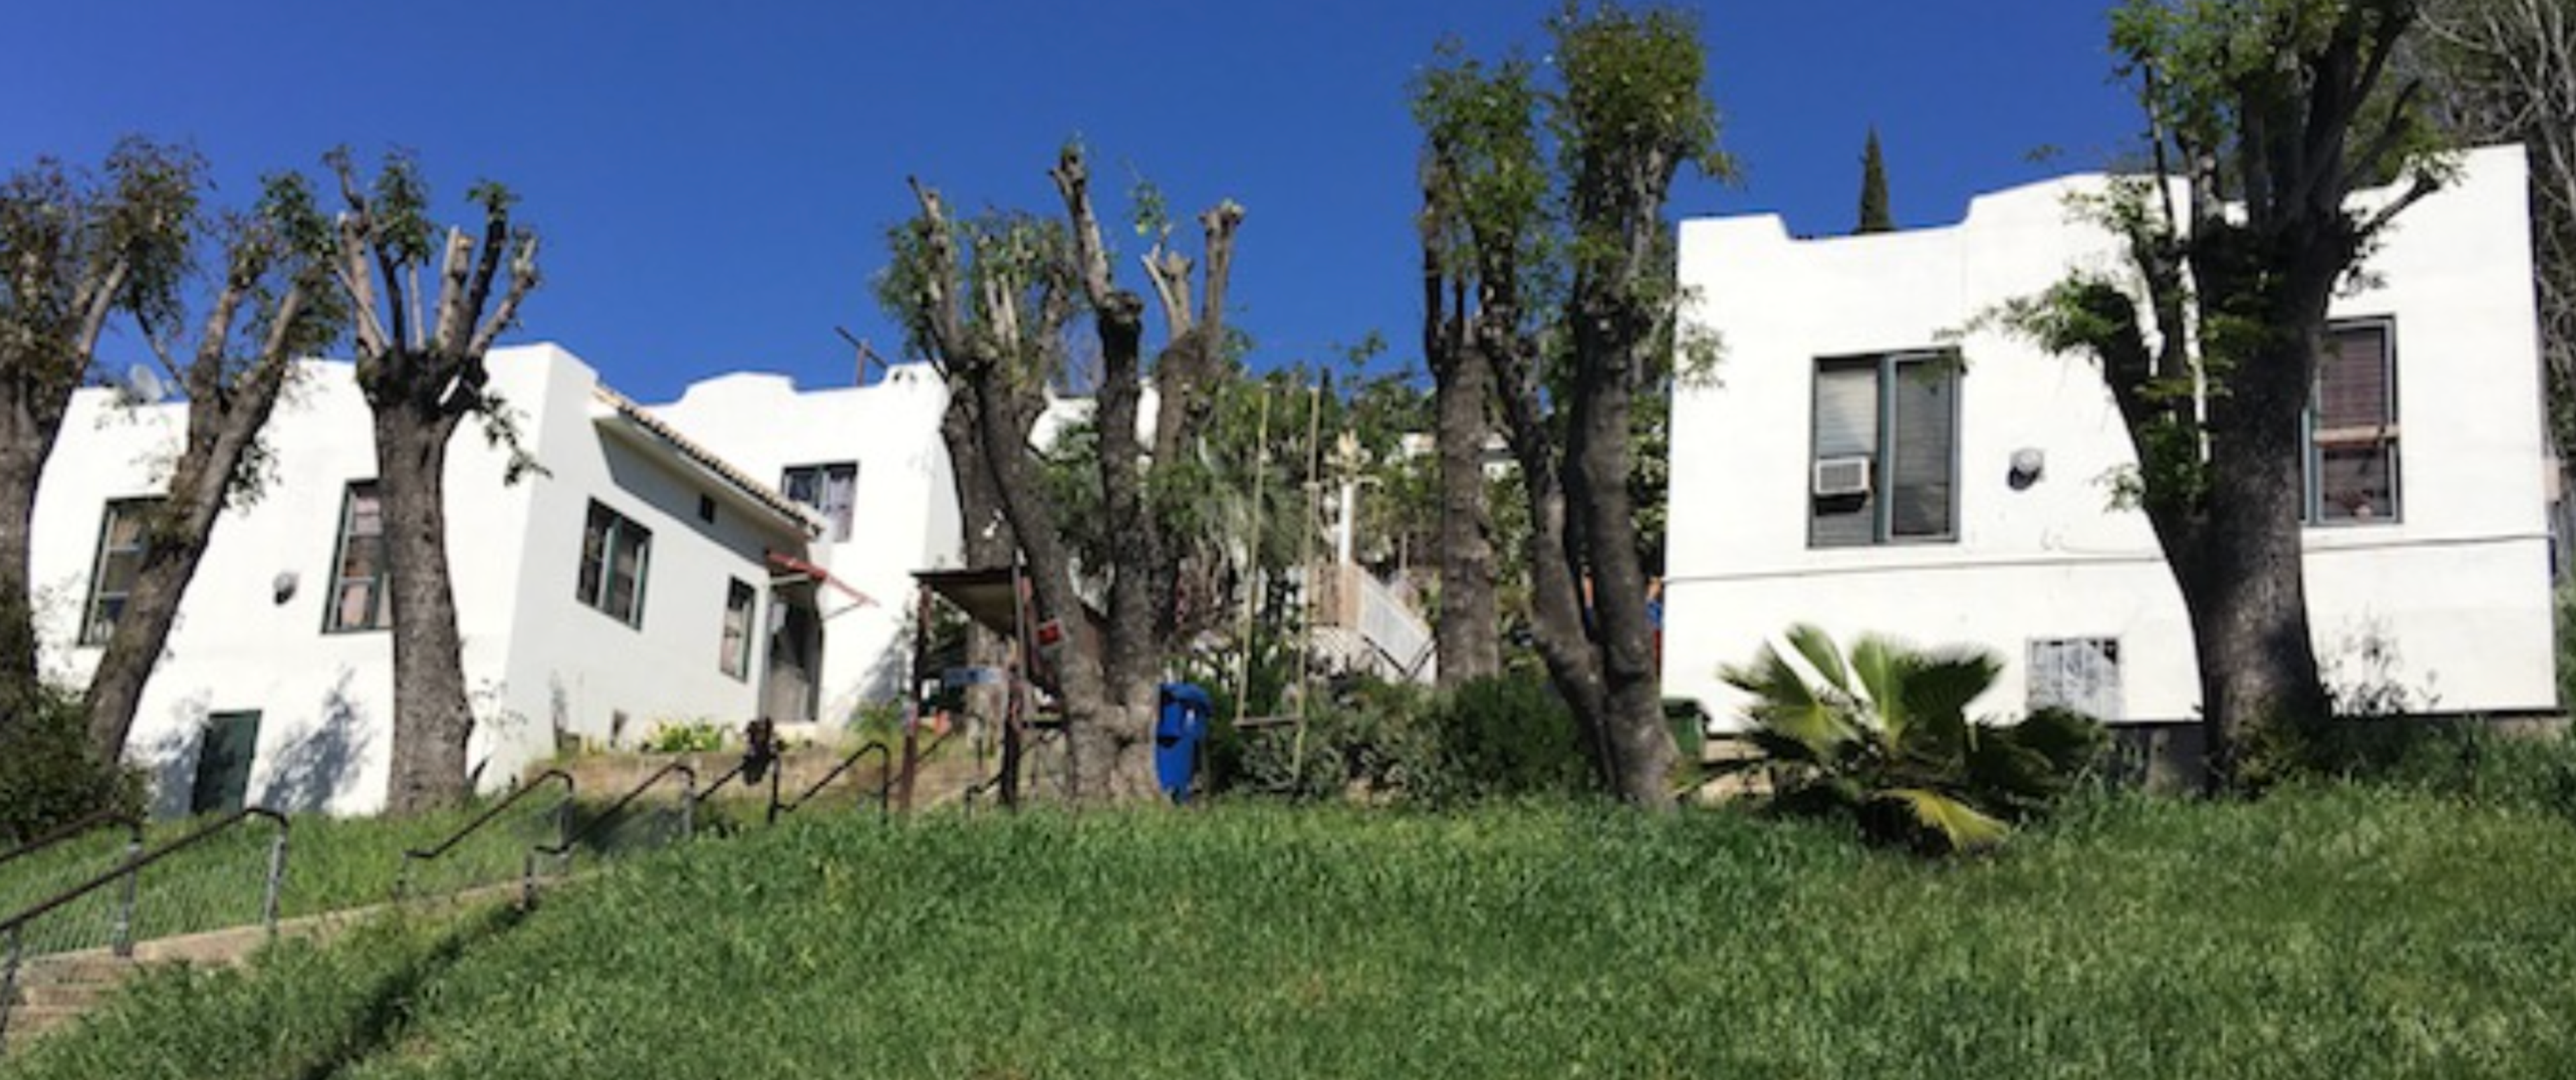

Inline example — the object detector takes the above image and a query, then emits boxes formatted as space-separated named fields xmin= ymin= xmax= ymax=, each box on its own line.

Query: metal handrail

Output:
xmin=533 ymin=762 xmax=696 ymax=862
xmin=0 ymin=807 xmax=287 ymax=1050
xmin=395 ymin=770 xmax=574 ymax=904
xmin=963 ymin=724 xmax=1063 ymax=814
xmin=0 ymin=808 xmax=142 ymax=873
xmin=769 ymin=741 xmax=894 ymax=822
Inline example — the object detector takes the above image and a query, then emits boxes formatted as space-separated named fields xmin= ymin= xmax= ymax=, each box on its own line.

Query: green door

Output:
xmin=190 ymin=711 xmax=261 ymax=816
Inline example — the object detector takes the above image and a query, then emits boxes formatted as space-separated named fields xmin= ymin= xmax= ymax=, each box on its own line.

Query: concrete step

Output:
xmin=13 ymin=979 xmax=115 ymax=1011
xmin=11 ymin=955 xmax=139 ymax=989
xmin=5 ymin=1004 xmax=89 ymax=1040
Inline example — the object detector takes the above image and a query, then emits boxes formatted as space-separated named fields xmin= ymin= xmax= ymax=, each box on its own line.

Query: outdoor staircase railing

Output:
xmin=531 ymin=762 xmax=696 ymax=884
xmin=395 ymin=771 xmax=574 ymax=908
xmin=0 ymin=807 xmax=288 ymax=1050
xmin=0 ymin=810 xmax=143 ymax=878
xmin=770 ymin=739 xmax=903 ymax=822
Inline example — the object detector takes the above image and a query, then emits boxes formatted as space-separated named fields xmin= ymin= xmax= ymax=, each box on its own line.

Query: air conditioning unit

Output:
xmin=1812 ymin=455 xmax=1873 ymax=498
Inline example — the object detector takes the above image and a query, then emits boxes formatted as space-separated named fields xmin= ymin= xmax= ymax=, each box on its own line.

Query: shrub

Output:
xmin=1225 ymin=678 xmax=1432 ymax=801
xmin=641 ymin=720 xmax=728 ymax=755
xmin=1719 ymin=624 xmax=2104 ymax=853
xmin=0 ymin=686 xmax=144 ymax=845
xmin=1409 ymin=671 xmax=1594 ymax=806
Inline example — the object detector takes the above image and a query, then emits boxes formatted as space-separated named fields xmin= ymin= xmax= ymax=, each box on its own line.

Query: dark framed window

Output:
xmin=719 ymin=578 xmax=756 ymax=680
xmin=577 ymin=501 xmax=652 ymax=627
xmin=1809 ymin=351 xmax=1958 ymax=547
xmin=782 ymin=462 xmax=857 ymax=542
xmin=80 ymin=498 xmax=161 ymax=647
xmin=323 ymin=481 xmax=392 ymax=632
xmin=2308 ymin=319 xmax=2399 ymax=525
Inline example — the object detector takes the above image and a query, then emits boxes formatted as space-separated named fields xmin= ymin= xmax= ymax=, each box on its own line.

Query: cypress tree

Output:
xmin=1856 ymin=127 xmax=1893 ymax=234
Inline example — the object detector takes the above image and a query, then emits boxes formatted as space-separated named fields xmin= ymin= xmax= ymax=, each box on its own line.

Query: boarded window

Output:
xmin=2029 ymin=638 xmax=2121 ymax=722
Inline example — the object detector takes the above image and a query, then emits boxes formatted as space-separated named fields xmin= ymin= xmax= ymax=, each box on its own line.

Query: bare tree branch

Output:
xmin=464 ymin=235 xmax=540 ymax=358
xmin=1050 ymin=146 xmax=1116 ymax=309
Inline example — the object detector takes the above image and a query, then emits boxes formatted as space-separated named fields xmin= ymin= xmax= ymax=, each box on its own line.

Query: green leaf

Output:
xmin=1882 ymin=788 xmax=2008 ymax=852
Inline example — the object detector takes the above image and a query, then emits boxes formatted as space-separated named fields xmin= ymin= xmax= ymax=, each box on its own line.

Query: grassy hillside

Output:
xmin=13 ymin=790 xmax=2576 ymax=1079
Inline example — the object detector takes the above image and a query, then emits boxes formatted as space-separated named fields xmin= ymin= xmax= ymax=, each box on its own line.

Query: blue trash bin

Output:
xmin=1155 ymin=682 xmax=1214 ymax=802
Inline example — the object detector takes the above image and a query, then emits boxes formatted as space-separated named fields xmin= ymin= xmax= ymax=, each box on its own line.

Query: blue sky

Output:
xmin=4 ymin=1 xmax=2137 ymax=402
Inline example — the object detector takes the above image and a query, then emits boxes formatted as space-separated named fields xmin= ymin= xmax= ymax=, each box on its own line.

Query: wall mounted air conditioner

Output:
xmin=1812 ymin=455 xmax=1873 ymax=498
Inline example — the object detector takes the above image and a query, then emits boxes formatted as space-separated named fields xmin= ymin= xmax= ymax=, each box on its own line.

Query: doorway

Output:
xmin=190 ymin=710 xmax=262 ymax=816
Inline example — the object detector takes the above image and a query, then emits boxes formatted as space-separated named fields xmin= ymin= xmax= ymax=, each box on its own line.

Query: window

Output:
xmin=719 ymin=578 xmax=756 ymax=680
xmin=781 ymin=462 xmax=857 ymax=542
xmin=2029 ymin=638 xmax=2122 ymax=722
xmin=80 ymin=498 xmax=160 ymax=647
xmin=577 ymin=501 xmax=652 ymax=627
xmin=2308 ymin=320 xmax=2398 ymax=524
xmin=190 ymin=710 xmax=261 ymax=816
xmin=1810 ymin=352 xmax=1957 ymax=547
xmin=324 ymin=481 xmax=392 ymax=632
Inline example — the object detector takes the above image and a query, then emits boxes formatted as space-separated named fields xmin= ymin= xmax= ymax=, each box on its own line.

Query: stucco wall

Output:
xmin=32 ymin=344 xmax=801 ymax=814
xmin=1663 ymin=144 xmax=2555 ymax=727
xmin=649 ymin=364 xmax=962 ymax=726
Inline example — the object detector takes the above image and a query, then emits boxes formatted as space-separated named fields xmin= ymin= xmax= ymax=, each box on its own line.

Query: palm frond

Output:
xmin=1881 ymin=788 xmax=2008 ymax=852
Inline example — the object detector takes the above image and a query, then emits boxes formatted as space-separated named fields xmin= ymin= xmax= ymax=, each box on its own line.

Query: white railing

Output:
xmin=1310 ymin=563 xmax=1435 ymax=684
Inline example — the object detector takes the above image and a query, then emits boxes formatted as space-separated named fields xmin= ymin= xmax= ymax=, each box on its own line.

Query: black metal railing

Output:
xmin=769 ymin=740 xmax=896 ymax=822
xmin=529 ymin=762 xmax=696 ymax=885
xmin=0 ymin=810 xmax=143 ymax=876
xmin=395 ymin=771 xmax=574 ymax=907
xmin=0 ymin=807 xmax=288 ymax=1050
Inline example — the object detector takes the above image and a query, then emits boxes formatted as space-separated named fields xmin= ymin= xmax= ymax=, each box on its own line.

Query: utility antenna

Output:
xmin=835 ymin=327 xmax=888 ymax=384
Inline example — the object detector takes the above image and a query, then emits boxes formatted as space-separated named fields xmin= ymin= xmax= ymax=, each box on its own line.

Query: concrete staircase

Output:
xmin=1 ymin=899 xmax=409 ymax=1052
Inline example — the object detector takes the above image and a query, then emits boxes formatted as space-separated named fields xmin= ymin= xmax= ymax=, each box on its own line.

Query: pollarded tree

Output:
xmin=0 ymin=140 xmax=200 ymax=724
xmin=2010 ymin=0 xmax=2442 ymax=790
xmin=888 ymin=147 xmax=1244 ymax=800
xmin=1413 ymin=45 xmax=1519 ymax=688
xmin=1417 ymin=2 xmax=1730 ymax=806
xmin=84 ymin=173 xmax=349 ymax=762
xmin=325 ymin=150 xmax=540 ymax=813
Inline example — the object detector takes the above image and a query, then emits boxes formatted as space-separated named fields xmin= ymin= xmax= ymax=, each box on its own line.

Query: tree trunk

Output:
xmin=375 ymin=410 xmax=478 ymax=812
xmin=1090 ymin=294 xmax=1162 ymax=712
xmin=1489 ymin=329 xmax=1619 ymax=786
xmin=0 ymin=390 xmax=68 ymax=720
xmin=1430 ymin=341 xmax=1501 ymax=688
xmin=940 ymin=388 xmax=1015 ymax=732
xmin=966 ymin=375 xmax=1153 ymax=802
xmin=1563 ymin=305 xmax=1674 ymax=806
xmin=2181 ymin=318 xmax=2334 ymax=790
xmin=85 ymin=348 xmax=296 ymax=762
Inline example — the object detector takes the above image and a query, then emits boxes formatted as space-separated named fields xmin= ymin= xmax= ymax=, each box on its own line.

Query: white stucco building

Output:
xmin=1662 ymin=144 xmax=2557 ymax=737
xmin=33 ymin=345 xmax=959 ymax=816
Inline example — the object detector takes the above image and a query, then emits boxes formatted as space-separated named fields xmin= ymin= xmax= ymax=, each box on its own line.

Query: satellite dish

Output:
xmin=124 ymin=364 xmax=168 ymax=403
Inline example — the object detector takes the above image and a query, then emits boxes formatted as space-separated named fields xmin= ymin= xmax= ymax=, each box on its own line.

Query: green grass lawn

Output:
xmin=11 ymin=788 xmax=2576 ymax=1079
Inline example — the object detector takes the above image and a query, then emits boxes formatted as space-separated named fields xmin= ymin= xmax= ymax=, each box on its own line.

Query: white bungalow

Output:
xmin=32 ymin=345 xmax=960 ymax=816
xmin=1660 ymin=144 xmax=2558 ymax=750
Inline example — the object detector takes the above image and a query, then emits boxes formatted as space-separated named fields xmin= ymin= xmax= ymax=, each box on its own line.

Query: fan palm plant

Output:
xmin=1719 ymin=625 xmax=2103 ymax=853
